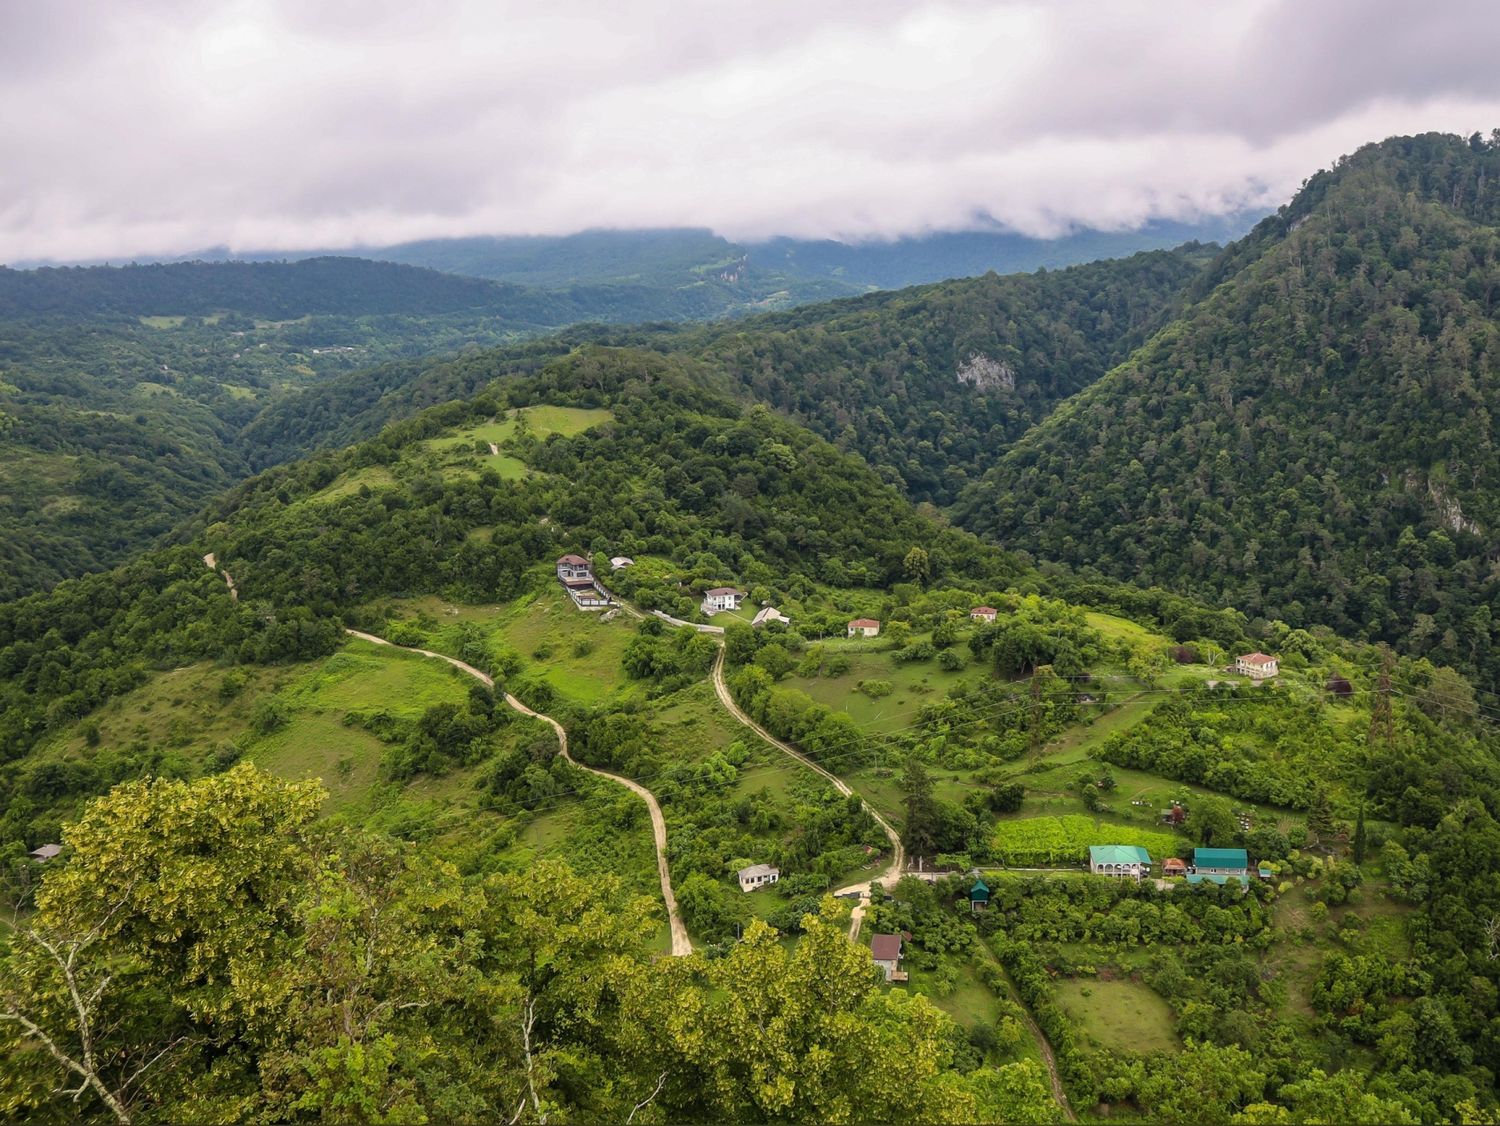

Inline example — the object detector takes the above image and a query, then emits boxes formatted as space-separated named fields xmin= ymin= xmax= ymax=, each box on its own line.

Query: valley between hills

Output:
xmin=3 ymin=133 xmax=1500 ymax=1123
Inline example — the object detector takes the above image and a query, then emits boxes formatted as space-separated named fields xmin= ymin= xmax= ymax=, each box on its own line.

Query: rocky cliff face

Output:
xmin=956 ymin=351 xmax=1015 ymax=392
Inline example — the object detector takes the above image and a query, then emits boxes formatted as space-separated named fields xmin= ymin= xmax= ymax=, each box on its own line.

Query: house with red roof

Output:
xmin=1234 ymin=652 xmax=1279 ymax=679
xmin=847 ymin=618 xmax=881 ymax=638
xmin=970 ymin=606 xmax=998 ymax=622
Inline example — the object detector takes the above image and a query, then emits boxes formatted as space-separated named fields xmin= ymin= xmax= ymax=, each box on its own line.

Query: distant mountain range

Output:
xmin=9 ymin=215 xmax=1262 ymax=305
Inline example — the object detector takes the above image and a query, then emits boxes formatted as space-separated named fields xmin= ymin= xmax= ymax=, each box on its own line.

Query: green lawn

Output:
xmin=906 ymin=960 xmax=1007 ymax=1032
xmin=784 ymin=642 xmax=970 ymax=735
xmin=484 ymin=587 xmax=640 ymax=706
xmin=249 ymin=711 xmax=389 ymax=813
xmin=1054 ymin=977 xmax=1178 ymax=1055
xmin=846 ymin=764 xmax=981 ymax=828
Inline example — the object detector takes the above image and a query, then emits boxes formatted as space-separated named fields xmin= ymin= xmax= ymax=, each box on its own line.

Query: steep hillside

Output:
xmin=957 ymin=133 xmax=1500 ymax=690
xmin=241 ymin=247 xmax=1211 ymax=501
xmin=8 ymin=345 xmax=1500 ymax=1124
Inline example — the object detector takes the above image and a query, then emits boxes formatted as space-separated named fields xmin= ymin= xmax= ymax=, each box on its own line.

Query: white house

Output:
xmin=1235 ymin=652 xmax=1279 ymax=679
xmin=556 ymin=554 xmax=593 ymax=586
xmin=970 ymin=606 xmax=998 ymax=622
xmin=702 ymin=587 xmax=745 ymax=613
xmin=752 ymin=606 xmax=790 ymax=628
xmin=847 ymin=618 xmax=881 ymax=638
xmin=737 ymin=863 xmax=780 ymax=892
xmin=1088 ymin=845 xmax=1152 ymax=881
xmin=610 ymin=556 xmax=634 ymax=570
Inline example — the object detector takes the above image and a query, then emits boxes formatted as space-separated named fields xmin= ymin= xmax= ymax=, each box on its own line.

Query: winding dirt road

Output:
xmin=202 ymin=553 xmax=238 ymax=600
xmin=710 ymin=647 xmax=903 ymax=941
xmin=343 ymin=629 xmax=692 ymax=957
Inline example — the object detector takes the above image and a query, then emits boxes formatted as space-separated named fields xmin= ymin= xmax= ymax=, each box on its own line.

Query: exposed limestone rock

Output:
xmin=956 ymin=352 xmax=1015 ymax=392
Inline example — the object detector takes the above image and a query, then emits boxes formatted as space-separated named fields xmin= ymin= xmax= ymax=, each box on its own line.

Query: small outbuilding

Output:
xmin=871 ymin=933 xmax=906 ymax=982
xmin=847 ymin=618 xmax=881 ymax=638
xmin=737 ymin=863 xmax=780 ymax=893
xmin=29 ymin=844 xmax=61 ymax=863
xmin=1163 ymin=857 xmax=1188 ymax=877
xmin=609 ymin=556 xmax=634 ymax=570
xmin=752 ymin=606 xmax=790 ymax=628
xmin=968 ymin=877 xmax=990 ymax=912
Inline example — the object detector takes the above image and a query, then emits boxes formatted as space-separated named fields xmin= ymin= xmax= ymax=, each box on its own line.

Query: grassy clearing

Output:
xmin=435 ymin=584 xmax=640 ymax=707
xmin=305 ymin=465 xmax=399 ymax=503
xmin=249 ymin=711 xmax=388 ymax=813
xmin=279 ymin=639 xmax=476 ymax=720
xmin=1084 ymin=611 xmax=1165 ymax=649
xmin=243 ymin=639 xmax=477 ymax=810
xmin=36 ymin=662 xmax=292 ymax=764
xmin=1054 ymin=977 xmax=1178 ymax=1054
xmin=906 ymin=959 xmax=1007 ymax=1031
xmin=785 ymin=644 xmax=970 ymax=735
xmin=845 ymin=764 xmax=981 ymax=828
xmin=653 ymin=681 xmax=741 ymax=762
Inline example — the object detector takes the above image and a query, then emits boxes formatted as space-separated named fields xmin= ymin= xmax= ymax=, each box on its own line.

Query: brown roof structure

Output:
xmin=870 ymin=933 xmax=903 ymax=962
xmin=1237 ymin=652 xmax=1276 ymax=664
xmin=848 ymin=618 xmax=881 ymax=629
xmin=704 ymin=587 xmax=743 ymax=596
xmin=557 ymin=553 xmax=589 ymax=566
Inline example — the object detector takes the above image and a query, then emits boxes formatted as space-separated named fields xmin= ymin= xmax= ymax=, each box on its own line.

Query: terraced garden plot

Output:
xmin=989 ymin=814 xmax=1187 ymax=867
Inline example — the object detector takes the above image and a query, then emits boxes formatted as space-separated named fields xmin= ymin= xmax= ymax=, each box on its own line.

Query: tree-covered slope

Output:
xmin=956 ymin=132 xmax=1500 ymax=690
xmin=239 ymin=247 xmax=1212 ymax=501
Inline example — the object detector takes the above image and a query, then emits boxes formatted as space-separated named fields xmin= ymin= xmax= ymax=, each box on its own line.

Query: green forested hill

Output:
xmin=240 ymin=247 xmax=1212 ymax=501
xmin=956 ymin=133 xmax=1500 ymax=690
xmin=7 ymin=344 xmax=1500 ymax=1123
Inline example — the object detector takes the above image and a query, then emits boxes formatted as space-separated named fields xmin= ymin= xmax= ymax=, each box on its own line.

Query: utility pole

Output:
xmin=1368 ymin=644 xmax=1395 ymax=750
xmin=1029 ymin=668 xmax=1043 ymax=762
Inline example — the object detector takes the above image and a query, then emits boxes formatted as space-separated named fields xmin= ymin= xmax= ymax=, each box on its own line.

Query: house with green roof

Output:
xmin=1088 ymin=844 xmax=1152 ymax=880
xmin=1193 ymin=847 xmax=1249 ymax=877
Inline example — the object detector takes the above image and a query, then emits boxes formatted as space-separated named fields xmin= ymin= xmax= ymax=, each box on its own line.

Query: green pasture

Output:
xmin=784 ymin=642 xmax=970 ymax=735
xmin=37 ymin=661 xmax=292 ymax=764
xmin=1054 ymin=976 xmax=1178 ymax=1055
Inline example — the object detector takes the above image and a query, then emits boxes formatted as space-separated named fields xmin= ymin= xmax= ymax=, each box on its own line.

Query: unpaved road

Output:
xmin=344 ymin=629 xmax=692 ymax=957
xmin=710 ymin=647 xmax=903 ymax=941
xmin=202 ymin=553 xmax=238 ymax=600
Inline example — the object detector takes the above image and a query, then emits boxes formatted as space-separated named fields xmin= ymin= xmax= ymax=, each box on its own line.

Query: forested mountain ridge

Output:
xmin=240 ymin=247 xmax=1214 ymax=502
xmin=955 ymin=132 xmax=1500 ymax=691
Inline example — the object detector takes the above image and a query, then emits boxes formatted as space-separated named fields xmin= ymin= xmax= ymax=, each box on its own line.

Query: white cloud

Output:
xmin=2 ymin=0 xmax=1498 ymax=261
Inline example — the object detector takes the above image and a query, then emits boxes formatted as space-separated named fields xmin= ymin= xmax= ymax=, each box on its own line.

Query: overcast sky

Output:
xmin=3 ymin=0 xmax=1499 ymax=263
